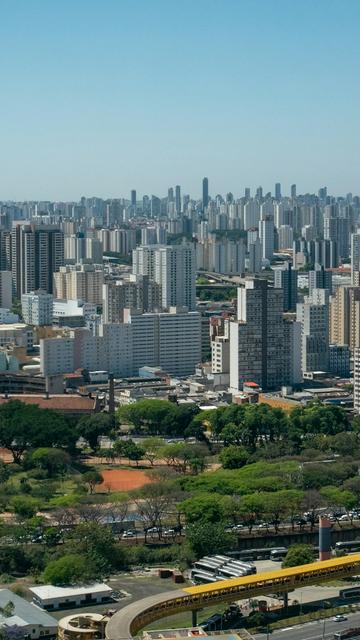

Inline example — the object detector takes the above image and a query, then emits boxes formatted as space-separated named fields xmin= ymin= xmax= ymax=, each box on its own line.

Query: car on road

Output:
xmin=333 ymin=614 xmax=348 ymax=622
xmin=122 ymin=530 xmax=135 ymax=538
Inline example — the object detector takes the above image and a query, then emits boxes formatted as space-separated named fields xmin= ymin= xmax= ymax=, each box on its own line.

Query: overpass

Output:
xmin=106 ymin=554 xmax=360 ymax=639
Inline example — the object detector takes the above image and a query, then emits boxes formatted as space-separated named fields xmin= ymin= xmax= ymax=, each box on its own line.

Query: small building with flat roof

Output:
xmin=0 ymin=588 xmax=57 ymax=639
xmin=29 ymin=584 xmax=114 ymax=611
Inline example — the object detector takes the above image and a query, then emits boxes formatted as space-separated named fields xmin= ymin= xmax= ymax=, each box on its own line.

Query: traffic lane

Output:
xmin=253 ymin=610 xmax=360 ymax=640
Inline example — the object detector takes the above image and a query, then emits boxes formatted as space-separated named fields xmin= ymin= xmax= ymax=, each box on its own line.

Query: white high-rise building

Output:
xmin=260 ymin=216 xmax=274 ymax=261
xmin=296 ymin=290 xmax=329 ymax=374
xmin=22 ymin=290 xmax=53 ymax=326
xmin=278 ymin=225 xmax=293 ymax=250
xmin=351 ymin=231 xmax=360 ymax=284
xmin=133 ymin=244 xmax=196 ymax=311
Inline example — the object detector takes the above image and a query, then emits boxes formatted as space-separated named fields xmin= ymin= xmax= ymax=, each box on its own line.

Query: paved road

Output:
xmin=254 ymin=611 xmax=360 ymax=640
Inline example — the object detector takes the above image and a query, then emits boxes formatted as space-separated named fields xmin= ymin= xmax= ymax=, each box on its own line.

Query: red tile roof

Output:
xmin=0 ymin=394 xmax=96 ymax=412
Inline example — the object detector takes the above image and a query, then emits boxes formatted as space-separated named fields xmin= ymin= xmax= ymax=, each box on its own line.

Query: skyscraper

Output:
xmin=175 ymin=185 xmax=181 ymax=214
xmin=202 ymin=177 xmax=209 ymax=210
xmin=11 ymin=224 xmax=64 ymax=296
xmin=274 ymin=262 xmax=298 ymax=312
xmin=291 ymin=184 xmax=297 ymax=199
xmin=275 ymin=183 xmax=281 ymax=200
xmin=229 ymin=278 xmax=289 ymax=390
xmin=131 ymin=190 xmax=137 ymax=210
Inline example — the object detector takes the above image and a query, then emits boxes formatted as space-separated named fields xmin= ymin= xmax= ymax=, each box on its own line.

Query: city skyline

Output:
xmin=1 ymin=0 xmax=360 ymax=199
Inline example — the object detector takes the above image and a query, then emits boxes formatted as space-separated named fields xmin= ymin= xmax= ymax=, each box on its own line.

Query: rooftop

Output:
xmin=0 ymin=589 xmax=57 ymax=628
xmin=0 ymin=394 xmax=96 ymax=412
xmin=30 ymin=583 xmax=113 ymax=601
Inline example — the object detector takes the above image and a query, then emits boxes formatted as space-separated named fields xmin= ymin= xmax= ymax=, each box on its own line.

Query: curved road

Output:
xmin=106 ymin=554 xmax=360 ymax=639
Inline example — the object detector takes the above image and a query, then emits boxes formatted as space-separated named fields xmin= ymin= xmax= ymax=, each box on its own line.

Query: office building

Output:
xmin=53 ymin=264 xmax=104 ymax=305
xmin=229 ymin=278 xmax=289 ymax=391
xmin=131 ymin=190 xmax=136 ymax=211
xmin=22 ymin=290 xmax=53 ymax=326
xmin=202 ymin=177 xmax=209 ymax=210
xmin=291 ymin=184 xmax=297 ymax=199
xmin=11 ymin=224 xmax=64 ymax=296
xmin=274 ymin=262 xmax=298 ymax=311
xmin=275 ymin=183 xmax=281 ymax=200
xmin=102 ymin=275 xmax=161 ymax=322
xmin=0 ymin=271 xmax=12 ymax=309
xmin=329 ymin=344 xmax=350 ymax=377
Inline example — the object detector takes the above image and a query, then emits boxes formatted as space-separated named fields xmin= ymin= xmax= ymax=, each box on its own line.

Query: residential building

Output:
xmin=297 ymin=291 xmax=329 ymax=374
xmin=22 ymin=290 xmax=53 ymax=326
xmin=133 ymin=244 xmax=196 ymax=310
xmin=330 ymin=285 xmax=360 ymax=349
xmin=11 ymin=224 xmax=64 ymax=296
xmin=229 ymin=278 xmax=289 ymax=391
xmin=53 ymin=264 xmax=104 ymax=305
xmin=351 ymin=231 xmax=360 ymax=284
xmin=102 ymin=275 xmax=161 ymax=323
xmin=40 ymin=309 xmax=201 ymax=378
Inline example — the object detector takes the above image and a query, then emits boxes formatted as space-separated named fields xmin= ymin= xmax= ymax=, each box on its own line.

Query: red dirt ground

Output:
xmin=98 ymin=468 xmax=152 ymax=492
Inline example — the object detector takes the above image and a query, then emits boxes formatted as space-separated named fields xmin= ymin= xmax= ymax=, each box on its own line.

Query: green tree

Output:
xmin=0 ymin=401 xmax=76 ymax=463
xmin=142 ymin=437 xmax=164 ymax=466
xmin=0 ymin=602 xmax=14 ymax=618
xmin=282 ymin=544 xmax=315 ymax=568
xmin=186 ymin=522 xmax=235 ymax=558
xmin=113 ymin=439 xmax=145 ymax=465
xmin=66 ymin=522 xmax=125 ymax=576
xmin=11 ymin=496 xmax=38 ymax=520
xmin=76 ymin=414 xmax=114 ymax=451
xmin=42 ymin=554 xmax=91 ymax=585
xmin=180 ymin=493 xmax=233 ymax=524
xmin=82 ymin=470 xmax=103 ymax=494
xmin=219 ymin=445 xmax=249 ymax=469
xmin=31 ymin=448 xmax=70 ymax=477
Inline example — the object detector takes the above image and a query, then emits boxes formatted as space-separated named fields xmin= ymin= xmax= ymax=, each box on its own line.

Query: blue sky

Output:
xmin=0 ymin=0 xmax=359 ymax=200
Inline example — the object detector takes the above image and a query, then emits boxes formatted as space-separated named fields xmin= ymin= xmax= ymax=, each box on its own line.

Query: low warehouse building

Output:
xmin=29 ymin=584 xmax=114 ymax=611
xmin=0 ymin=588 xmax=57 ymax=639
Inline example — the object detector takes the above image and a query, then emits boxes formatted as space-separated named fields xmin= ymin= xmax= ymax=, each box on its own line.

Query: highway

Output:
xmin=254 ymin=611 xmax=360 ymax=639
